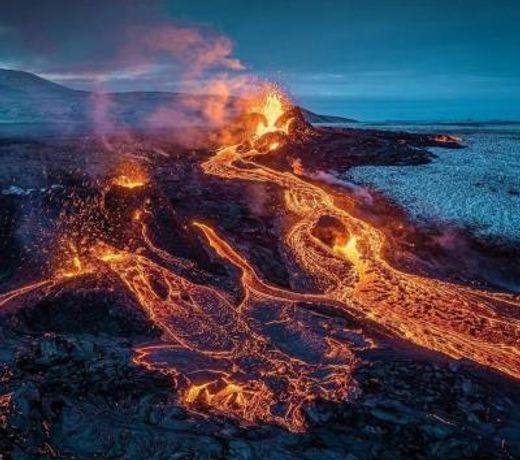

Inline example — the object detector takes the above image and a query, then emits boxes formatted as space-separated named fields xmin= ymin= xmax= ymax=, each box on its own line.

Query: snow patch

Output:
xmin=347 ymin=132 xmax=520 ymax=243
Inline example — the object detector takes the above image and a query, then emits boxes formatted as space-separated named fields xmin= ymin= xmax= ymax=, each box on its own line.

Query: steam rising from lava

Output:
xmin=84 ymin=22 xmax=253 ymax=147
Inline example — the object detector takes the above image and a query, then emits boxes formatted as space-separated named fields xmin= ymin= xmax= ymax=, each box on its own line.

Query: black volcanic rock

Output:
xmin=15 ymin=288 xmax=159 ymax=338
xmin=263 ymin=124 xmax=464 ymax=174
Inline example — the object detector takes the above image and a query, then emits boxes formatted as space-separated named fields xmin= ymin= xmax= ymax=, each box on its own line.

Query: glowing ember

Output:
xmin=61 ymin=255 xmax=83 ymax=277
xmin=56 ymin=242 xmax=93 ymax=279
xmin=132 ymin=209 xmax=143 ymax=221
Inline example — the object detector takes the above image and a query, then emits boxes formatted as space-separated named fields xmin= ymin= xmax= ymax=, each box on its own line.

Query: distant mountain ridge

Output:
xmin=0 ymin=69 xmax=80 ymax=97
xmin=0 ymin=68 xmax=357 ymax=125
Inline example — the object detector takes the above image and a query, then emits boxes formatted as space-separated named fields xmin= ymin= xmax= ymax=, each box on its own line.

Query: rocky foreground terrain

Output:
xmin=0 ymin=122 xmax=519 ymax=459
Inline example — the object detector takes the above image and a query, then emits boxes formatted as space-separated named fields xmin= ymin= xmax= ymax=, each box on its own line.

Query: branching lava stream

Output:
xmin=201 ymin=142 xmax=519 ymax=380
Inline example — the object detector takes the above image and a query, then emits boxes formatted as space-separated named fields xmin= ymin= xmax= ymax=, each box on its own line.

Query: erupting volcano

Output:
xmin=0 ymin=85 xmax=519 ymax=451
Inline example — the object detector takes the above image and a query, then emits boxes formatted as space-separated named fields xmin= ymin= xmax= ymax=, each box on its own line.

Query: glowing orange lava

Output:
xmin=0 ymin=279 xmax=54 ymax=308
xmin=184 ymin=381 xmax=248 ymax=409
xmin=333 ymin=234 xmax=364 ymax=275
xmin=251 ymin=87 xmax=293 ymax=139
xmin=112 ymin=175 xmax=146 ymax=189
xmin=110 ymin=162 xmax=148 ymax=189
xmin=201 ymin=94 xmax=520 ymax=381
xmin=433 ymin=134 xmax=462 ymax=144
xmin=89 ymin=230 xmax=359 ymax=431
xmin=56 ymin=242 xmax=94 ymax=279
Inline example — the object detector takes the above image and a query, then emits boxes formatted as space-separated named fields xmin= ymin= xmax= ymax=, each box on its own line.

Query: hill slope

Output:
xmin=0 ymin=69 xmax=357 ymax=125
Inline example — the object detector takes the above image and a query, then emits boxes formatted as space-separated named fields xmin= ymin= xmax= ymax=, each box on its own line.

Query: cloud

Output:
xmin=133 ymin=25 xmax=244 ymax=75
xmin=0 ymin=0 xmax=244 ymax=90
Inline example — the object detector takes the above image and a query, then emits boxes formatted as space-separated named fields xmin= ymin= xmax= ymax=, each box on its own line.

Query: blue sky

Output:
xmin=1 ymin=0 xmax=519 ymax=120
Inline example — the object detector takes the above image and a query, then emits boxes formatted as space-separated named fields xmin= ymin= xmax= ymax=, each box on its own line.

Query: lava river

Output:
xmin=201 ymin=143 xmax=520 ymax=380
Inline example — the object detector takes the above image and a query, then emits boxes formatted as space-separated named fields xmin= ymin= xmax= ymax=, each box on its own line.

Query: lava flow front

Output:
xmin=0 ymin=86 xmax=518 ymax=433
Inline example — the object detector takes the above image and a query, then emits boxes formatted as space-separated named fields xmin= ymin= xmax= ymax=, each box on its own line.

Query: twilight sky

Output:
xmin=1 ymin=0 xmax=519 ymax=120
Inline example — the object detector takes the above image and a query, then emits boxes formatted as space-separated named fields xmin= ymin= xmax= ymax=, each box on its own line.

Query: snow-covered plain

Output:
xmin=346 ymin=125 xmax=520 ymax=243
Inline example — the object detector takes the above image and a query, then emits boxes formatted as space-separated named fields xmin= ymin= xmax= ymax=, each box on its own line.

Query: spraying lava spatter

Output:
xmin=110 ymin=161 xmax=148 ymax=189
xmin=252 ymin=87 xmax=293 ymax=139
xmin=0 ymin=86 xmax=518 ymax=433
xmin=112 ymin=176 xmax=146 ymax=189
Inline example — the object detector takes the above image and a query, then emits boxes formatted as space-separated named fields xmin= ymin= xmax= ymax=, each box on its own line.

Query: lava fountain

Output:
xmin=252 ymin=88 xmax=292 ymax=138
xmin=111 ymin=161 xmax=148 ymax=189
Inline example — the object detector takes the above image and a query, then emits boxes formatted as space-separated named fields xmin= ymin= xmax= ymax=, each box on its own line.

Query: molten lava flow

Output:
xmin=91 ymin=236 xmax=359 ymax=431
xmin=0 ymin=279 xmax=54 ymax=308
xmin=94 ymin=245 xmax=129 ymax=263
xmin=433 ymin=134 xmax=462 ymax=144
xmin=183 ymin=380 xmax=257 ymax=414
xmin=333 ymin=235 xmax=363 ymax=274
xmin=200 ymin=92 xmax=520 ymax=380
xmin=112 ymin=175 xmax=146 ymax=189
xmin=269 ymin=141 xmax=280 ymax=151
